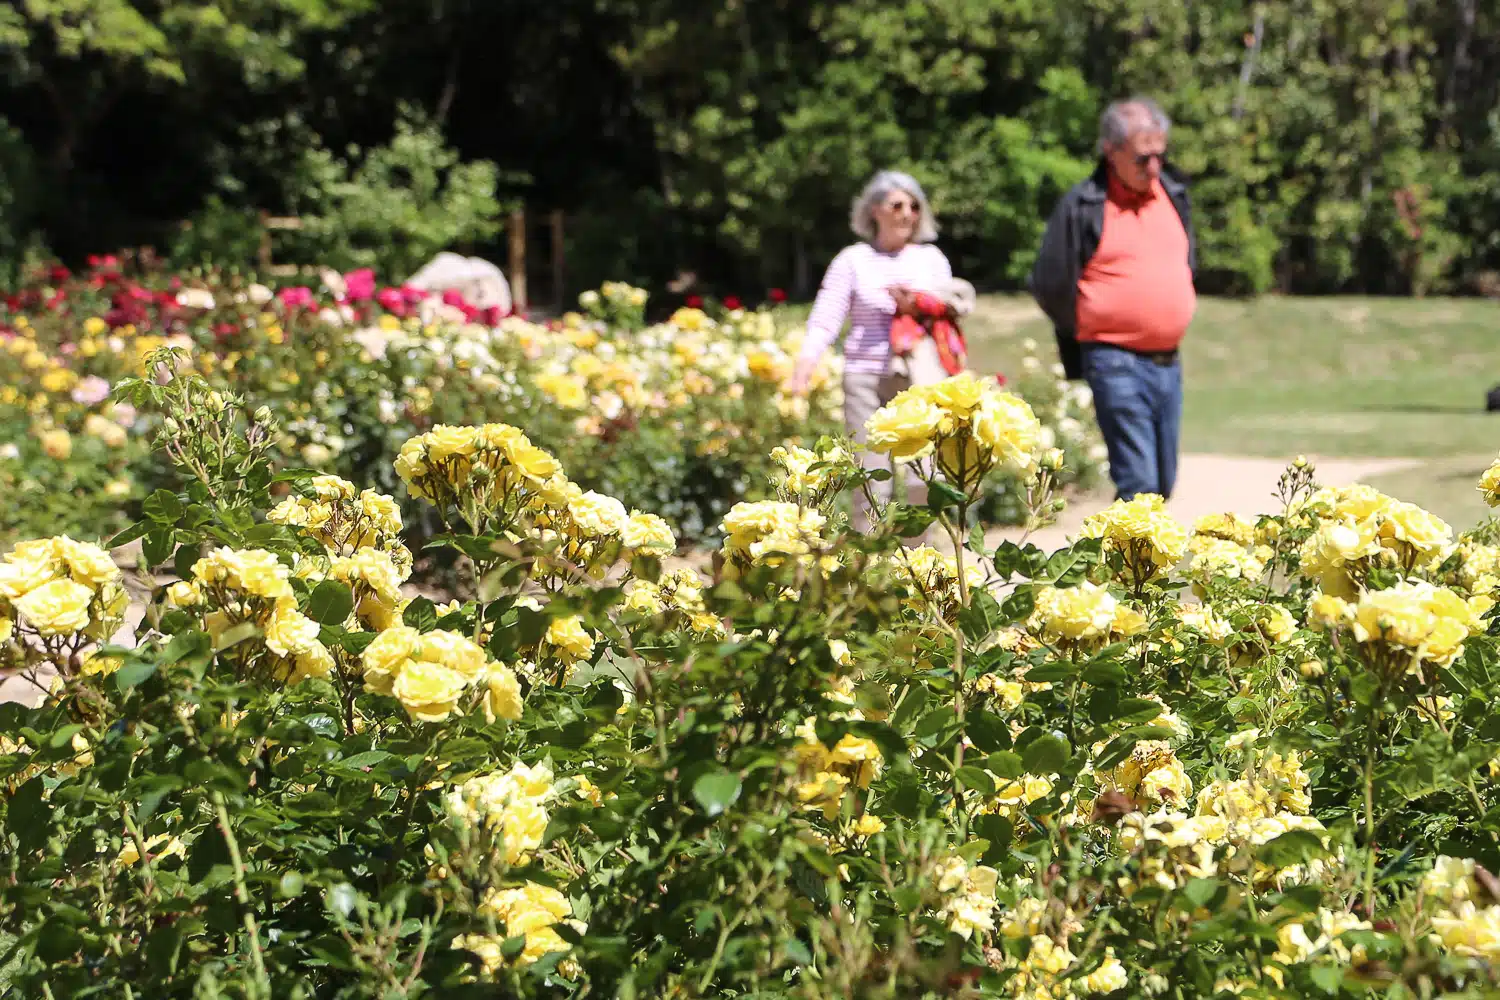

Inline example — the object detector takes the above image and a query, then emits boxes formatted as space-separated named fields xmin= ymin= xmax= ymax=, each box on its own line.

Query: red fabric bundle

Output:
xmin=889 ymin=291 xmax=967 ymax=376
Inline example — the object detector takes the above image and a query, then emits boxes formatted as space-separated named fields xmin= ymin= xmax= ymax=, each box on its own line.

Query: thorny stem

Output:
xmin=1362 ymin=716 xmax=1379 ymax=917
xmin=213 ymin=791 xmax=271 ymax=996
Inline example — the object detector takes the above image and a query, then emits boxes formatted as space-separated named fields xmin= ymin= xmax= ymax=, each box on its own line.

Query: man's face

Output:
xmin=1107 ymin=125 xmax=1167 ymax=194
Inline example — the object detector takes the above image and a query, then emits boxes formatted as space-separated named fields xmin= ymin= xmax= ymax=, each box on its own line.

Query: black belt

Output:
xmin=1103 ymin=344 xmax=1178 ymax=366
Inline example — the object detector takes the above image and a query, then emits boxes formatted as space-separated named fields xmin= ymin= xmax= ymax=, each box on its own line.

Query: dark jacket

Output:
xmin=1027 ymin=161 xmax=1197 ymax=379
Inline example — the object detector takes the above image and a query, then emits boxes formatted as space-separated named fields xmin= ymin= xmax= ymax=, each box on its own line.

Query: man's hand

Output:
xmin=789 ymin=355 xmax=818 ymax=396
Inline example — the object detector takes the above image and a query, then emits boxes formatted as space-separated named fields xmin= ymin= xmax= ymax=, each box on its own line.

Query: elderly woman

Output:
xmin=790 ymin=170 xmax=953 ymax=531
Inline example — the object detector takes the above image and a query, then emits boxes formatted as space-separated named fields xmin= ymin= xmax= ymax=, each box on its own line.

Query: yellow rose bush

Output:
xmin=9 ymin=349 xmax=1500 ymax=999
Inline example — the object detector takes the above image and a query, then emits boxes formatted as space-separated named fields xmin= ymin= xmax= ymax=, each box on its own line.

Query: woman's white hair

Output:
xmin=850 ymin=170 xmax=938 ymax=244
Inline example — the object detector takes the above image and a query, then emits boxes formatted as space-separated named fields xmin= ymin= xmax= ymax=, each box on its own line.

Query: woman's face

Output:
xmin=871 ymin=188 xmax=919 ymax=246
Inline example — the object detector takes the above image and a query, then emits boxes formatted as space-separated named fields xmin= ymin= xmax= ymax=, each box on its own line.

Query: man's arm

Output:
xmin=1028 ymin=193 xmax=1079 ymax=330
xmin=1028 ymin=191 xmax=1086 ymax=380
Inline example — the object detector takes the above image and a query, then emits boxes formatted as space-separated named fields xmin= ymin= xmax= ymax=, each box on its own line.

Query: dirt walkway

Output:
xmin=990 ymin=453 xmax=1418 ymax=552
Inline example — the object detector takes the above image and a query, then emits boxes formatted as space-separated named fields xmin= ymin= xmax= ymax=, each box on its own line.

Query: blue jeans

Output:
xmin=1082 ymin=343 xmax=1182 ymax=502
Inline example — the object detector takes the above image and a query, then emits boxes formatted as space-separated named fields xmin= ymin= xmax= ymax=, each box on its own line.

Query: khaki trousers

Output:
xmin=844 ymin=371 xmax=930 ymax=534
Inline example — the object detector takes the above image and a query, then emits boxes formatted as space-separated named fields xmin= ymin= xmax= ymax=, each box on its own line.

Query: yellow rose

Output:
xmin=39 ymin=428 xmax=72 ymax=460
xmin=482 ymin=665 xmax=523 ymax=723
xmin=544 ymin=615 xmax=596 ymax=664
xmin=1480 ymin=457 xmax=1500 ymax=508
xmin=502 ymin=439 xmax=562 ymax=484
xmin=864 ymin=393 xmax=945 ymax=461
xmin=567 ymin=490 xmax=629 ymax=537
xmin=621 ymin=512 xmax=676 ymax=554
xmin=13 ymin=578 xmax=94 ymax=635
xmin=362 ymin=625 xmax=421 ymax=695
xmin=54 ymin=537 xmax=118 ymax=589
xmin=424 ymin=425 xmax=479 ymax=462
xmin=1031 ymin=582 xmax=1117 ymax=642
xmin=418 ymin=629 xmax=489 ymax=682
xmin=265 ymin=605 xmax=321 ymax=657
xmin=391 ymin=661 xmax=468 ymax=722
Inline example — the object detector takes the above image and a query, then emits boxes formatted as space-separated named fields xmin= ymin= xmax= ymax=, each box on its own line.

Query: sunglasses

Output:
xmin=884 ymin=199 xmax=918 ymax=213
xmin=1133 ymin=151 xmax=1166 ymax=167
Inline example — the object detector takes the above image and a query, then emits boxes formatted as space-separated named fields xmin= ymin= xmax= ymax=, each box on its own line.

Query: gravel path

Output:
xmin=990 ymin=453 xmax=1418 ymax=552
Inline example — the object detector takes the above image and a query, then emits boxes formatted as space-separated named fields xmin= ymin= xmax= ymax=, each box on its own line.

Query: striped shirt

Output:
xmin=800 ymin=242 xmax=953 ymax=375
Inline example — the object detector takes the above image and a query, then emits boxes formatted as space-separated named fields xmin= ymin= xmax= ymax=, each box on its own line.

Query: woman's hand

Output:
xmin=789 ymin=354 xmax=819 ymax=396
xmin=888 ymin=285 xmax=917 ymax=315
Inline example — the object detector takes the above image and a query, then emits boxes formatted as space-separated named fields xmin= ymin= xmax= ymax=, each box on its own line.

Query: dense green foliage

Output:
xmin=2 ymin=0 xmax=1498 ymax=296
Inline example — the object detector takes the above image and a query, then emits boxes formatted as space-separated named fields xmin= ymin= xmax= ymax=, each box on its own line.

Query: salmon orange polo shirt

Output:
xmin=1075 ymin=175 xmax=1197 ymax=354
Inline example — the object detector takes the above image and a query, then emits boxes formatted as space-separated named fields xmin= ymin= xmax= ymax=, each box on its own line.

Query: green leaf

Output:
xmin=926 ymin=479 xmax=969 ymax=511
xmin=1177 ymin=877 xmax=1223 ymax=910
xmin=306 ymin=581 xmax=354 ymax=626
xmin=955 ymin=766 xmax=996 ymax=795
xmin=967 ymin=710 xmax=1012 ymax=752
xmin=891 ymin=684 xmax=929 ymax=730
xmin=691 ymin=770 xmax=742 ymax=818
xmin=133 ymin=774 xmax=184 ymax=823
xmin=959 ymin=590 xmax=1003 ymax=644
xmin=1021 ymin=733 xmax=1070 ymax=775
xmin=114 ymin=659 xmax=159 ymax=691
xmin=893 ymin=505 xmax=937 ymax=538
xmin=105 ymin=519 xmax=153 ymax=551
xmin=1000 ymin=586 xmax=1035 ymax=623
xmin=143 ymin=489 xmax=184 ymax=524
xmin=1308 ymin=964 xmax=1343 ymax=994
xmin=213 ymin=621 xmax=261 ymax=653
xmin=403 ymin=597 xmax=438 ymax=632
xmin=173 ymin=543 xmax=200 ymax=582
xmin=142 ymin=526 xmax=174 ymax=567
xmin=985 ymin=751 xmax=1025 ymax=779
xmin=974 ymin=814 xmax=1012 ymax=865
xmin=1257 ymin=829 xmax=1328 ymax=869
xmin=9 ymin=777 xmax=46 ymax=853
xmin=967 ymin=522 xmax=988 ymax=559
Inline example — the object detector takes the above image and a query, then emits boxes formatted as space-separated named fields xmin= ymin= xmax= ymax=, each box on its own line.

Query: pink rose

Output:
xmin=343 ymin=268 xmax=376 ymax=302
xmin=278 ymin=286 xmax=315 ymax=309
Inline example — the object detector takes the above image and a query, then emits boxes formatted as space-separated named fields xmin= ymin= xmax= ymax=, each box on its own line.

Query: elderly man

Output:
xmin=1029 ymin=97 xmax=1197 ymax=502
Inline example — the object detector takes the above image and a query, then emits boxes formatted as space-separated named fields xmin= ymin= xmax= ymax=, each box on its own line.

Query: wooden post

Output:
xmin=258 ymin=211 xmax=273 ymax=275
xmin=550 ymin=209 xmax=565 ymax=311
xmin=508 ymin=208 xmax=527 ymax=312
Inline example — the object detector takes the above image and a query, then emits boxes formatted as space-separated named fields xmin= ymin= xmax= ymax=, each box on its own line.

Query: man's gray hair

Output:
xmin=850 ymin=170 xmax=939 ymax=244
xmin=1097 ymin=98 xmax=1171 ymax=155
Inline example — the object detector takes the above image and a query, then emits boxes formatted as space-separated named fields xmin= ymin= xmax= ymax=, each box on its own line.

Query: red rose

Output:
xmin=685 ymin=295 xmax=703 ymax=308
xmin=49 ymin=265 xmax=71 ymax=283
xmin=768 ymin=287 xmax=787 ymax=303
xmin=722 ymin=295 xmax=742 ymax=310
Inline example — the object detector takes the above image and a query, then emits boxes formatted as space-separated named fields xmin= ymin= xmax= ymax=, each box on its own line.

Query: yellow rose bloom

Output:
xmin=361 ymin=625 xmax=421 ymax=695
xmin=391 ymin=660 xmax=469 ymax=722
xmin=482 ymin=665 xmax=523 ymax=724
xmin=864 ymin=392 xmax=946 ymax=461
xmin=621 ymin=511 xmax=676 ymax=554
xmin=39 ymin=428 xmax=72 ymax=460
xmin=1031 ymin=582 xmax=1118 ymax=643
xmin=13 ymin=578 xmax=94 ymax=635
xmin=544 ymin=615 xmax=596 ymax=664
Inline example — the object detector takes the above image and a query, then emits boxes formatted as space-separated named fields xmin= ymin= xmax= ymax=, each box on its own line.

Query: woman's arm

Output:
xmin=798 ymin=248 xmax=856 ymax=367
xmin=790 ymin=249 xmax=858 ymax=393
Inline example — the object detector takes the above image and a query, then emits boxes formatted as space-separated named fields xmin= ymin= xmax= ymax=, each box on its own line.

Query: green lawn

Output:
xmin=784 ymin=294 xmax=1500 ymax=527
xmin=962 ymin=294 xmax=1500 ymax=528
